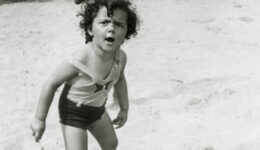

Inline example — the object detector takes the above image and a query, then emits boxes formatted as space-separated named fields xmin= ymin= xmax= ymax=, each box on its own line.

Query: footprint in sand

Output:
xmin=205 ymin=26 xmax=222 ymax=34
xmin=171 ymin=78 xmax=184 ymax=84
xmin=204 ymin=146 xmax=215 ymax=150
xmin=131 ymin=97 xmax=148 ymax=105
xmin=239 ymin=16 xmax=253 ymax=23
xmin=232 ymin=2 xmax=243 ymax=8
xmin=3 ymin=136 xmax=24 ymax=150
xmin=191 ymin=18 xmax=214 ymax=24
xmin=0 ymin=25 xmax=7 ymax=28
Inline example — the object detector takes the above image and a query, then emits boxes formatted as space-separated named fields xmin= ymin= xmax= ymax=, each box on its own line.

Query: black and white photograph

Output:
xmin=1 ymin=0 xmax=260 ymax=149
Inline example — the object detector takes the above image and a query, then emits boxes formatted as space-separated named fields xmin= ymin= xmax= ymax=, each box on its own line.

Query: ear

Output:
xmin=87 ymin=28 xmax=93 ymax=36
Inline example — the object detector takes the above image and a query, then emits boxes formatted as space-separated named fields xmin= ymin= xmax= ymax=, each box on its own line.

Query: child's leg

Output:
xmin=61 ymin=124 xmax=88 ymax=150
xmin=87 ymin=111 xmax=118 ymax=150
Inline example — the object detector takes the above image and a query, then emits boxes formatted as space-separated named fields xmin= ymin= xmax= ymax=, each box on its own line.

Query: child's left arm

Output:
xmin=112 ymin=51 xmax=129 ymax=129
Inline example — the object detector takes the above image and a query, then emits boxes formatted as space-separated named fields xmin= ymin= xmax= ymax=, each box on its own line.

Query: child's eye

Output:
xmin=101 ymin=21 xmax=109 ymax=25
xmin=115 ymin=22 xmax=125 ymax=28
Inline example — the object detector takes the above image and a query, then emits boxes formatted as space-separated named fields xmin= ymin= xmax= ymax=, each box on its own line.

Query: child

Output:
xmin=30 ymin=0 xmax=139 ymax=149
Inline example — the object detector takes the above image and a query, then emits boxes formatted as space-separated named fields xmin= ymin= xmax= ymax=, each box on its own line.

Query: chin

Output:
xmin=102 ymin=45 xmax=120 ymax=52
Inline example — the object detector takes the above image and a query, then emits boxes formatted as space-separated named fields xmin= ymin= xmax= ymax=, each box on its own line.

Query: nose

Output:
xmin=107 ymin=23 xmax=115 ymax=33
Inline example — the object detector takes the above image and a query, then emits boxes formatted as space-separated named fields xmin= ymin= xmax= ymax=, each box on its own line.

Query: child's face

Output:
xmin=88 ymin=6 xmax=128 ymax=52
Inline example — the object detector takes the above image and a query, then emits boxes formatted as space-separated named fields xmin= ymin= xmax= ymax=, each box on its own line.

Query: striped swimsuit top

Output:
xmin=65 ymin=50 xmax=121 ymax=107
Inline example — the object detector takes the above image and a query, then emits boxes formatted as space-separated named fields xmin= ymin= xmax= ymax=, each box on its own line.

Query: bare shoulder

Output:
xmin=119 ymin=49 xmax=127 ymax=69
xmin=46 ymin=60 xmax=78 ymax=86
xmin=119 ymin=49 xmax=127 ymax=64
xmin=71 ymin=46 xmax=90 ymax=64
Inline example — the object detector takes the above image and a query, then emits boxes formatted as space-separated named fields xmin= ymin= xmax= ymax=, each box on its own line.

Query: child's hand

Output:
xmin=112 ymin=110 xmax=128 ymax=129
xmin=30 ymin=118 xmax=46 ymax=142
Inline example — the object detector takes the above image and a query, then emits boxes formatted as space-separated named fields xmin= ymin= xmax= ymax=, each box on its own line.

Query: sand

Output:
xmin=1 ymin=0 xmax=260 ymax=149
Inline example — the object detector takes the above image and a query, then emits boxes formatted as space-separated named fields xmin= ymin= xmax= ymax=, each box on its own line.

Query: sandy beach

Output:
xmin=1 ymin=0 xmax=260 ymax=149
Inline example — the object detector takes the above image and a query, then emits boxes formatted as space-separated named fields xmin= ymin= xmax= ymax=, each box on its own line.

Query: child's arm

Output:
xmin=112 ymin=51 xmax=129 ymax=129
xmin=30 ymin=61 xmax=78 ymax=142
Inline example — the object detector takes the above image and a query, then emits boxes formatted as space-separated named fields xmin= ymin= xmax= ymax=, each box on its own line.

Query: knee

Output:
xmin=112 ymin=138 xmax=118 ymax=148
xmin=109 ymin=137 xmax=118 ymax=149
xmin=103 ymin=137 xmax=118 ymax=150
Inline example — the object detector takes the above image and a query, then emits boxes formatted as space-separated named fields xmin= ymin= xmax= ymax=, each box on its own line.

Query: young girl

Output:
xmin=30 ymin=0 xmax=139 ymax=149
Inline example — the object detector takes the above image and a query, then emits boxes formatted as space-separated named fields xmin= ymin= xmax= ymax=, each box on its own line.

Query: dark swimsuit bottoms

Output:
xmin=58 ymin=84 xmax=106 ymax=130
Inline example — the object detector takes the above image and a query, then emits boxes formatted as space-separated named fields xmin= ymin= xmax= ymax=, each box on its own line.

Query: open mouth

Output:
xmin=105 ymin=37 xmax=115 ymax=43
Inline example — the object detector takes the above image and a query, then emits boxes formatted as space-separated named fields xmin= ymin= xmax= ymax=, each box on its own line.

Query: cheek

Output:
xmin=92 ymin=25 xmax=103 ymax=35
xmin=117 ymin=34 xmax=126 ymax=43
xmin=119 ymin=29 xmax=127 ymax=39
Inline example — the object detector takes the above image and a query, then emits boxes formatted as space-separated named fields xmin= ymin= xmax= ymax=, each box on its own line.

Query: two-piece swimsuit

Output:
xmin=58 ymin=50 xmax=121 ymax=130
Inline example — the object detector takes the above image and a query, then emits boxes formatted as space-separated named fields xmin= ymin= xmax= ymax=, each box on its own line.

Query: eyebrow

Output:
xmin=114 ymin=19 xmax=126 ymax=23
xmin=117 ymin=18 xmax=127 ymax=23
xmin=98 ymin=17 xmax=126 ymax=24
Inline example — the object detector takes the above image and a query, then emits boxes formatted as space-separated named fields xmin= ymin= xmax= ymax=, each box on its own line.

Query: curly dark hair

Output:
xmin=78 ymin=0 xmax=140 ymax=44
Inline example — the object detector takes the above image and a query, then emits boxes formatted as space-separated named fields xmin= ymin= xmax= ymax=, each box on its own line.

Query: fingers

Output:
xmin=30 ymin=119 xmax=46 ymax=142
xmin=113 ymin=118 xmax=126 ymax=129
xmin=112 ymin=117 xmax=120 ymax=124
xmin=32 ymin=131 xmax=42 ymax=142
xmin=30 ymin=124 xmax=36 ymax=136
xmin=30 ymin=125 xmax=44 ymax=142
xmin=35 ymin=130 xmax=44 ymax=142
xmin=32 ymin=131 xmax=36 ymax=136
xmin=115 ymin=121 xmax=125 ymax=129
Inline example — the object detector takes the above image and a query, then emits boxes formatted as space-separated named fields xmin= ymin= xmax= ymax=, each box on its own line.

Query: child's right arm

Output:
xmin=30 ymin=61 xmax=78 ymax=142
